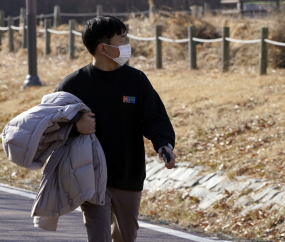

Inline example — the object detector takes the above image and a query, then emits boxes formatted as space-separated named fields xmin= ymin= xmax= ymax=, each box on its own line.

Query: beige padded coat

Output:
xmin=2 ymin=92 xmax=107 ymax=231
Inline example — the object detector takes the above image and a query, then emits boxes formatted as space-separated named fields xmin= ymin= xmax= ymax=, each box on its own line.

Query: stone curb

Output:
xmin=144 ymin=156 xmax=285 ymax=215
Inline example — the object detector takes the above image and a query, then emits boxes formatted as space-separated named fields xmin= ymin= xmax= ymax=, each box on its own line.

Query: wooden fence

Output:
xmin=0 ymin=6 xmax=285 ymax=75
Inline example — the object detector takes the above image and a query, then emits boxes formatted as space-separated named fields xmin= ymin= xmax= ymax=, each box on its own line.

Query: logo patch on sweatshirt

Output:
xmin=123 ymin=96 xmax=136 ymax=104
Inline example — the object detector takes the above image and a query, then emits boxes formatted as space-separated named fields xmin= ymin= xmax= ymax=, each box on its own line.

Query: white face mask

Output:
xmin=103 ymin=43 xmax=131 ymax=66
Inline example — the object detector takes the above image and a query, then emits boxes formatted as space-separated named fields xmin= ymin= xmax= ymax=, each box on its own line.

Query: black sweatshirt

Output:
xmin=55 ymin=63 xmax=175 ymax=191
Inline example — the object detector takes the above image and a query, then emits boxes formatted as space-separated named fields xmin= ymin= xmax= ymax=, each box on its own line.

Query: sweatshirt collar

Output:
xmin=89 ymin=63 xmax=127 ymax=77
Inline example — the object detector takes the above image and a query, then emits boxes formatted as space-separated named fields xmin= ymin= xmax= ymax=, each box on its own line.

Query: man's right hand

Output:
xmin=76 ymin=112 xmax=96 ymax=135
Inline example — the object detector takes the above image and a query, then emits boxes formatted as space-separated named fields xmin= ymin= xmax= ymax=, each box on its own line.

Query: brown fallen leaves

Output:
xmin=140 ymin=189 xmax=285 ymax=241
xmin=1 ymin=12 xmax=285 ymax=241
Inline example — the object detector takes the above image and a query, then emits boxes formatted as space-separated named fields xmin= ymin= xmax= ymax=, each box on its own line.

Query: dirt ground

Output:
xmin=2 ymin=8 xmax=285 ymax=240
xmin=1 ymin=41 xmax=285 ymax=240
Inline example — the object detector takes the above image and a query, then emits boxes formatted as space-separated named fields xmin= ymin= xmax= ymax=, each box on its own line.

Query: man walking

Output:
xmin=55 ymin=16 xmax=176 ymax=242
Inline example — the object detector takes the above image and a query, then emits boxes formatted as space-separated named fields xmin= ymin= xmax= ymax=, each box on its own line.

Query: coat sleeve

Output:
xmin=141 ymin=72 xmax=175 ymax=152
xmin=54 ymin=76 xmax=81 ymax=137
xmin=33 ymin=216 xmax=59 ymax=231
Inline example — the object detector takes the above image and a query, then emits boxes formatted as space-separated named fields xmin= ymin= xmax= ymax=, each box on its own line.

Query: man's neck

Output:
xmin=92 ymin=58 xmax=120 ymax=71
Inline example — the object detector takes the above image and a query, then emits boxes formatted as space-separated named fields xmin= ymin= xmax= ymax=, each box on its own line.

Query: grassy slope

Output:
xmin=1 ymin=51 xmax=285 ymax=240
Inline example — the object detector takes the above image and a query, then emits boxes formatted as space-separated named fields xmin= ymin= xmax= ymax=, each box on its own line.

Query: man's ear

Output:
xmin=97 ymin=43 xmax=106 ymax=55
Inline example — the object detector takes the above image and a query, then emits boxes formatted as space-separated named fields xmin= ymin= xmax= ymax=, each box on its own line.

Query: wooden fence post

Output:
xmin=237 ymin=2 xmax=244 ymax=16
xmin=0 ymin=11 xmax=4 ymax=47
xmin=188 ymin=26 xmax=197 ymax=69
xmin=22 ymin=15 xmax=27 ymax=48
xmin=149 ymin=4 xmax=155 ymax=18
xmin=53 ymin=5 xmax=61 ymax=27
xmin=68 ymin=19 xmax=75 ymax=59
xmin=204 ymin=3 xmax=210 ymax=17
xmin=8 ymin=16 xmax=14 ymax=52
xmin=155 ymin=25 xmax=162 ymax=69
xmin=44 ymin=18 xmax=51 ymax=55
xmin=97 ymin=5 xmax=103 ymax=17
xmin=259 ymin=27 xmax=268 ymax=75
xmin=276 ymin=0 xmax=280 ymax=10
xmin=191 ymin=5 xmax=203 ymax=18
xmin=20 ymin=8 xmax=25 ymax=27
xmin=222 ymin=26 xmax=230 ymax=72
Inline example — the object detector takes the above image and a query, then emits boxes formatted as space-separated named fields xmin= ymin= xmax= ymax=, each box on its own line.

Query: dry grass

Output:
xmin=140 ymin=189 xmax=285 ymax=241
xmin=125 ymin=12 xmax=220 ymax=61
xmin=1 ymin=12 xmax=285 ymax=241
xmin=1 ymin=51 xmax=285 ymax=240
xmin=1 ymin=12 xmax=285 ymax=70
xmin=126 ymin=12 xmax=285 ymax=70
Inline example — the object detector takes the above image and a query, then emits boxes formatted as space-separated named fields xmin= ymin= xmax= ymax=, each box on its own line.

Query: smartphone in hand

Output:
xmin=162 ymin=147 xmax=171 ymax=164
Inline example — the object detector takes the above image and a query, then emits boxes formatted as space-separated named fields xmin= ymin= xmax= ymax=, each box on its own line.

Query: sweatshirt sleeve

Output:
xmin=57 ymin=112 xmax=82 ymax=137
xmin=141 ymin=72 xmax=175 ymax=152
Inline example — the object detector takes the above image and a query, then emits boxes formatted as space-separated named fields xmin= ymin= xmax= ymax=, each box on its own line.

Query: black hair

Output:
xmin=82 ymin=16 xmax=126 ymax=56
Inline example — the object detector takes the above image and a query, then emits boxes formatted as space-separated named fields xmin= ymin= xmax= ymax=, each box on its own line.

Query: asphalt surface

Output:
xmin=0 ymin=187 xmax=228 ymax=242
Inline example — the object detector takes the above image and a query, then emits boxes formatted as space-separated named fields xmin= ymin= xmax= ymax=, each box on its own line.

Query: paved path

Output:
xmin=0 ymin=185 xmax=229 ymax=242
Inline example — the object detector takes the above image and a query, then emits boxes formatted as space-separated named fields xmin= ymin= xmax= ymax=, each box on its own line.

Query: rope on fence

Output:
xmin=60 ymin=10 xmax=150 ymax=17
xmin=13 ymin=16 xmax=20 ymax=20
xmin=60 ymin=12 xmax=97 ymax=17
xmin=225 ymin=37 xmax=260 ymax=44
xmin=158 ymin=36 xmax=189 ymax=43
xmin=38 ymin=28 xmax=80 ymax=35
xmin=103 ymin=10 xmax=149 ymax=16
xmin=72 ymin=30 xmax=81 ymax=36
xmin=36 ymin=13 xmax=54 ymax=18
xmin=127 ymin=33 xmax=155 ymax=41
xmin=0 ymin=26 xmax=9 ymax=31
xmin=127 ymin=10 xmax=150 ymax=16
xmin=47 ymin=29 xmax=69 ymax=34
xmin=10 ymin=25 xmax=23 ymax=31
xmin=4 ymin=16 xmax=20 ymax=21
xmin=59 ymin=9 xmax=190 ymax=17
xmin=264 ymin=39 xmax=285 ymax=47
xmin=134 ymin=10 xmax=152 ymax=15
xmin=158 ymin=10 xmax=192 ymax=15
xmin=103 ymin=12 xmax=131 ymax=16
xmin=7 ymin=26 xmax=285 ymax=49
xmin=192 ymin=37 xmax=223 ymax=43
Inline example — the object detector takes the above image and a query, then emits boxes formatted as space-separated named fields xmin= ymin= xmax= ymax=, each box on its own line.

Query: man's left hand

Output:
xmin=158 ymin=146 xmax=176 ymax=169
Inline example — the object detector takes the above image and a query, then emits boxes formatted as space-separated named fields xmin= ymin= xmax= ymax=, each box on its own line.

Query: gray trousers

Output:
xmin=81 ymin=186 xmax=142 ymax=242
